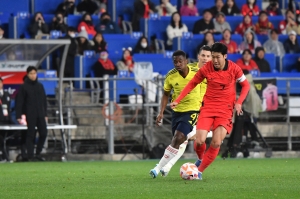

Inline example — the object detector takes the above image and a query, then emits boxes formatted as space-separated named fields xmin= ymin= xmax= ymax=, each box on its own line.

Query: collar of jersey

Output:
xmin=213 ymin=59 xmax=229 ymax=71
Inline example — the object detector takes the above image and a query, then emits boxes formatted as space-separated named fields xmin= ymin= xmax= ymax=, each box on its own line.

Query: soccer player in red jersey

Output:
xmin=170 ymin=42 xmax=250 ymax=180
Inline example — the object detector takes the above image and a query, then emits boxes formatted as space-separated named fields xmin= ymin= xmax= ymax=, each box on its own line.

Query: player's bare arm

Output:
xmin=156 ymin=90 xmax=170 ymax=126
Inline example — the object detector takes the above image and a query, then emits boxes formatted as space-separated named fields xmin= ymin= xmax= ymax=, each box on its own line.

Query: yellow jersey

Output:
xmin=187 ymin=62 xmax=207 ymax=107
xmin=164 ymin=65 xmax=200 ymax=112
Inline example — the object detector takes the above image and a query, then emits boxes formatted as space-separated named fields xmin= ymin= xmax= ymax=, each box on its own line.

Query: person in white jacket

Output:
xmin=166 ymin=12 xmax=188 ymax=49
xmin=156 ymin=0 xmax=177 ymax=16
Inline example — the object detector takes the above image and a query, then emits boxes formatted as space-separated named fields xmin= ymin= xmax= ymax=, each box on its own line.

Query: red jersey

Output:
xmin=220 ymin=40 xmax=238 ymax=54
xmin=175 ymin=60 xmax=249 ymax=117
xmin=241 ymin=4 xmax=260 ymax=16
xmin=236 ymin=58 xmax=259 ymax=71
xmin=77 ymin=22 xmax=96 ymax=36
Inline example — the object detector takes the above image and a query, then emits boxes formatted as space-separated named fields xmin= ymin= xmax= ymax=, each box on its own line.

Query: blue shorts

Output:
xmin=171 ymin=111 xmax=199 ymax=136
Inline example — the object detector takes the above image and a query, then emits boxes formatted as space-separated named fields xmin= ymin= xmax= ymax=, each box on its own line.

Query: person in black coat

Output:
xmin=0 ymin=77 xmax=11 ymax=161
xmin=192 ymin=9 xmax=215 ymax=34
xmin=132 ymin=0 xmax=157 ymax=31
xmin=56 ymin=0 xmax=75 ymax=17
xmin=50 ymin=12 xmax=68 ymax=34
xmin=77 ymin=0 xmax=99 ymax=15
xmin=15 ymin=67 xmax=48 ymax=161
xmin=221 ymin=0 xmax=240 ymax=16
xmin=133 ymin=36 xmax=152 ymax=54
xmin=59 ymin=27 xmax=78 ymax=77
xmin=28 ymin=12 xmax=49 ymax=38
xmin=284 ymin=30 xmax=300 ymax=54
xmin=253 ymin=47 xmax=271 ymax=72
xmin=92 ymin=32 xmax=107 ymax=53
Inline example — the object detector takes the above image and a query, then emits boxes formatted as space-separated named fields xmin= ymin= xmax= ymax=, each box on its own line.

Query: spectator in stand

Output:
xmin=180 ymin=0 xmax=199 ymax=16
xmin=0 ymin=26 xmax=5 ymax=39
xmin=266 ymin=1 xmax=281 ymax=16
xmin=76 ymin=30 xmax=92 ymax=55
xmin=16 ymin=66 xmax=48 ymax=162
xmin=214 ymin=12 xmax=232 ymax=34
xmin=255 ymin=11 xmax=274 ymax=35
xmin=239 ymin=29 xmax=261 ymax=54
xmin=241 ymin=0 xmax=260 ymax=16
xmin=210 ymin=0 xmax=224 ymax=17
xmin=196 ymin=32 xmax=215 ymax=54
xmin=193 ymin=9 xmax=215 ymax=34
xmin=279 ymin=10 xmax=300 ymax=35
xmin=28 ymin=12 xmax=49 ymax=38
xmin=221 ymin=0 xmax=240 ymax=16
xmin=284 ymin=30 xmax=300 ymax=53
xmin=116 ymin=48 xmax=135 ymax=72
xmin=156 ymin=0 xmax=177 ymax=16
xmin=98 ymin=0 xmax=107 ymax=13
xmin=133 ymin=36 xmax=152 ymax=54
xmin=93 ymin=50 xmax=118 ymax=77
xmin=60 ymin=27 xmax=77 ymax=77
xmin=96 ymin=12 xmax=121 ymax=34
xmin=263 ymin=29 xmax=285 ymax=57
xmin=56 ymin=0 xmax=75 ymax=17
xmin=235 ymin=14 xmax=255 ymax=36
xmin=132 ymin=0 xmax=157 ymax=31
xmin=50 ymin=12 xmax=68 ymax=34
xmin=76 ymin=0 xmax=99 ymax=15
xmin=166 ymin=12 xmax=188 ymax=50
xmin=220 ymin=29 xmax=238 ymax=54
xmin=253 ymin=47 xmax=271 ymax=72
xmin=236 ymin=49 xmax=259 ymax=71
xmin=77 ymin=13 xmax=96 ymax=36
xmin=92 ymin=32 xmax=107 ymax=53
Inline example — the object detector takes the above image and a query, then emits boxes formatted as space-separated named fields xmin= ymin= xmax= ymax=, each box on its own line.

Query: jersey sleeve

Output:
xmin=234 ymin=63 xmax=246 ymax=83
xmin=163 ymin=74 xmax=172 ymax=92
xmin=234 ymin=63 xmax=250 ymax=104
xmin=174 ymin=67 xmax=206 ymax=103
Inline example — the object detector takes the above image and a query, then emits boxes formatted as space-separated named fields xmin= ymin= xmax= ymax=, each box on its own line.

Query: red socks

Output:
xmin=194 ymin=141 xmax=206 ymax=160
xmin=198 ymin=146 xmax=220 ymax=173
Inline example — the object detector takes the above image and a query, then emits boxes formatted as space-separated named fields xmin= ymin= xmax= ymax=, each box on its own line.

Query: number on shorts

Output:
xmin=189 ymin=113 xmax=198 ymax=126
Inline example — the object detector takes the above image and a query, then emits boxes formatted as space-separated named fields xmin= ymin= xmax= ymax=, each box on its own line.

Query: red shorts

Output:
xmin=196 ymin=116 xmax=233 ymax=134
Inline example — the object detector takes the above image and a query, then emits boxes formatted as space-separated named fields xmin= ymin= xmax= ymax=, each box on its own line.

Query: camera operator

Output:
xmin=50 ymin=12 xmax=68 ymax=33
xmin=28 ymin=12 xmax=49 ymax=38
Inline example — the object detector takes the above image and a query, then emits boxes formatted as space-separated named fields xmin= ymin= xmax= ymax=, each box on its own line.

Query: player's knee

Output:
xmin=171 ymin=132 xmax=186 ymax=148
xmin=210 ymin=140 xmax=222 ymax=148
xmin=195 ymin=139 xmax=205 ymax=146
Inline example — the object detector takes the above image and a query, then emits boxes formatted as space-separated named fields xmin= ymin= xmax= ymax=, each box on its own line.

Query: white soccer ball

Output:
xmin=180 ymin=162 xmax=199 ymax=180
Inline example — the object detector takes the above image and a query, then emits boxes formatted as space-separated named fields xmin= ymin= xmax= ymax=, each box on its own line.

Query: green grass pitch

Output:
xmin=0 ymin=158 xmax=299 ymax=199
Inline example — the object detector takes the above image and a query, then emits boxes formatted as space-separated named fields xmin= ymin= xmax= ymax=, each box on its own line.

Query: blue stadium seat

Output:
xmin=34 ymin=0 xmax=63 ymax=14
xmin=115 ymin=71 xmax=141 ymax=103
xmin=0 ymin=12 xmax=11 ymax=38
xmin=260 ymin=72 xmax=300 ymax=94
xmin=74 ymin=51 xmax=98 ymax=88
xmin=0 ymin=0 xmax=30 ymax=15
xmin=133 ymin=53 xmax=174 ymax=75
xmin=227 ymin=54 xmax=241 ymax=63
xmin=282 ymin=54 xmax=300 ymax=72
xmin=103 ymin=34 xmax=141 ymax=56
xmin=38 ymin=70 xmax=57 ymax=96
xmin=66 ymin=15 xmax=100 ymax=29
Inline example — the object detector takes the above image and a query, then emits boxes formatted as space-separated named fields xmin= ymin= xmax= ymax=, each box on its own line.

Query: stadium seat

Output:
xmin=114 ymin=71 xmax=141 ymax=103
xmin=260 ymin=72 xmax=300 ymax=95
xmin=0 ymin=12 xmax=11 ymax=38
xmin=34 ymin=0 xmax=63 ymax=14
xmin=282 ymin=54 xmax=300 ymax=72
xmin=38 ymin=70 xmax=58 ymax=96
xmin=133 ymin=53 xmax=174 ymax=75
xmin=0 ymin=0 xmax=30 ymax=15
xmin=74 ymin=50 xmax=98 ymax=88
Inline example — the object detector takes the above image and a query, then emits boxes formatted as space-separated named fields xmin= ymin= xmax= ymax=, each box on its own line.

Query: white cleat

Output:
xmin=160 ymin=165 xmax=171 ymax=177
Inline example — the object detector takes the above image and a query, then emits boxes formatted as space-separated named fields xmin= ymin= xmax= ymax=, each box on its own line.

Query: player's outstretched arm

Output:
xmin=236 ymin=79 xmax=250 ymax=115
xmin=156 ymin=90 xmax=170 ymax=126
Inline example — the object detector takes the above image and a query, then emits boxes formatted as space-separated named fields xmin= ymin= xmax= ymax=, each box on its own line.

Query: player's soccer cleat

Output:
xmin=160 ymin=165 xmax=171 ymax=177
xmin=196 ymin=172 xmax=202 ymax=180
xmin=194 ymin=159 xmax=202 ymax=167
xmin=149 ymin=169 xmax=158 ymax=178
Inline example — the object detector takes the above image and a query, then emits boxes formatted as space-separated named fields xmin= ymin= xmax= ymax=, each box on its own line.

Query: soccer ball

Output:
xmin=180 ymin=162 xmax=199 ymax=180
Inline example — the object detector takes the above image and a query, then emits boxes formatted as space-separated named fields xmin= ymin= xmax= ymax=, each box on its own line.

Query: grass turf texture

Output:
xmin=0 ymin=158 xmax=299 ymax=199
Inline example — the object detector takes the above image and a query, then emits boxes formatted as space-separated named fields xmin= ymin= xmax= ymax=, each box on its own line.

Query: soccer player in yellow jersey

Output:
xmin=156 ymin=46 xmax=212 ymax=177
xmin=149 ymin=50 xmax=201 ymax=178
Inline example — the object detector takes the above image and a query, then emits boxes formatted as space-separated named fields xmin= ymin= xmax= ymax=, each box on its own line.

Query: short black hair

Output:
xmin=0 ymin=77 xmax=3 ymax=82
xmin=211 ymin=42 xmax=227 ymax=55
xmin=67 ymin=26 xmax=76 ymax=32
xmin=26 ymin=66 xmax=37 ymax=73
xmin=203 ymin=9 xmax=212 ymax=15
xmin=270 ymin=29 xmax=278 ymax=34
xmin=242 ymin=49 xmax=252 ymax=55
xmin=172 ymin=50 xmax=186 ymax=58
xmin=198 ymin=45 xmax=211 ymax=54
